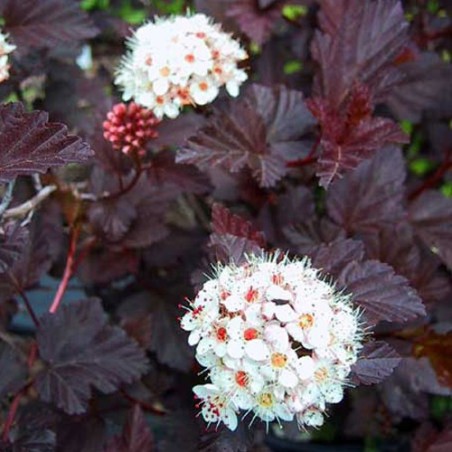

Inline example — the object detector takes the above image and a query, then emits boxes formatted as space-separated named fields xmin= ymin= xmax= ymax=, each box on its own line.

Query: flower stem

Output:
xmin=49 ymin=227 xmax=80 ymax=314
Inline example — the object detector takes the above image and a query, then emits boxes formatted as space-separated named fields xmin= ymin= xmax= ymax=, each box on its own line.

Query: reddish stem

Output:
xmin=102 ymin=153 xmax=142 ymax=201
xmin=409 ymin=155 xmax=452 ymax=201
xmin=286 ymin=137 xmax=320 ymax=168
xmin=49 ymin=227 xmax=80 ymax=314
xmin=1 ymin=390 xmax=23 ymax=442
xmin=6 ymin=272 xmax=39 ymax=328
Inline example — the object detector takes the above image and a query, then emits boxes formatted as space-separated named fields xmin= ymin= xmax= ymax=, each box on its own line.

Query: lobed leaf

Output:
xmin=0 ymin=0 xmax=99 ymax=51
xmin=105 ymin=405 xmax=155 ymax=452
xmin=209 ymin=203 xmax=265 ymax=264
xmin=351 ymin=341 xmax=401 ymax=385
xmin=338 ymin=260 xmax=425 ymax=325
xmin=409 ymin=190 xmax=452 ymax=271
xmin=309 ymin=85 xmax=408 ymax=187
xmin=312 ymin=0 xmax=409 ymax=107
xmin=177 ymin=84 xmax=315 ymax=188
xmin=0 ymin=222 xmax=29 ymax=273
xmin=35 ymin=299 xmax=148 ymax=414
xmin=0 ymin=103 xmax=93 ymax=182
xmin=0 ymin=340 xmax=28 ymax=399
xmin=326 ymin=146 xmax=406 ymax=233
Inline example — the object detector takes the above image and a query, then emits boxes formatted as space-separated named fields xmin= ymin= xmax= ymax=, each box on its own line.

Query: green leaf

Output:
xmin=81 ymin=0 xmax=110 ymax=11
xmin=441 ymin=181 xmax=452 ymax=198
xmin=283 ymin=60 xmax=303 ymax=75
xmin=400 ymin=120 xmax=413 ymax=136
xmin=119 ymin=3 xmax=146 ymax=24
xmin=409 ymin=158 xmax=435 ymax=176
xmin=282 ymin=4 xmax=308 ymax=21
xmin=154 ymin=0 xmax=185 ymax=15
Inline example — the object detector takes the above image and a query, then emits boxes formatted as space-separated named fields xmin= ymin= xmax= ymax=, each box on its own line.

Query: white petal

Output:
xmin=226 ymin=316 xmax=243 ymax=337
xmin=297 ymin=356 xmax=315 ymax=380
xmin=226 ymin=81 xmax=239 ymax=97
xmin=286 ymin=322 xmax=304 ymax=342
xmin=222 ymin=408 xmax=238 ymax=431
xmin=266 ymin=285 xmax=292 ymax=302
xmin=180 ymin=314 xmax=197 ymax=331
xmin=197 ymin=337 xmax=214 ymax=355
xmin=322 ymin=383 xmax=344 ymax=404
xmin=227 ymin=339 xmax=245 ymax=359
xmin=274 ymin=403 xmax=294 ymax=421
xmin=153 ymin=78 xmax=170 ymax=96
xmin=274 ymin=304 xmax=297 ymax=323
xmin=245 ymin=339 xmax=270 ymax=361
xmin=188 ymin=329 xmax=201 ymax=345
xmin=193 ymin=383 xmax=218 ymax=398
xmin=264 ymin=324 xmax=289 ymax=351
xmin=223 ymin=294 xmax=244 ymax=312
xmin=279 ymin=369 xmax=298 ymax=388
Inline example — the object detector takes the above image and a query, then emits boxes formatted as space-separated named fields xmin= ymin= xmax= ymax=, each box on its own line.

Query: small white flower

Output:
xmin=0 ymin=30 xmax=15 ymax=84
xmin=115 ymin=13 xmax=248 ymax=118
xmin=193 ymin=384 xmax=238 ymax=430
xmin=181 ymin=252 xmax=363 ymax=431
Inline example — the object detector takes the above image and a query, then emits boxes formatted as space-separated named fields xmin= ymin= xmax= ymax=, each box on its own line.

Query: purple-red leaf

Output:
xmin=0 ymin=103 xmax=93 ymax=182
xmin=105 ymin=405 xmax=154 ymax=452
xmin=338 ymin=260 xmax=425 ymax=325
xmin=312 ymin=0 xmax=409 ymax=107
xmin=0 ymin=222 xmax=29 ymax=273
xmin=326 ymin=146 xmax=406 ymax=233
xmin=177 ymin=84 xmax=315 ymax=187
xmin=209 ymin=203 xmax=265 ymax=264
xmin=409 ymin=190 xmax=452 ymax=271
xmin=351 ymin=341 xmax=401 ymax=385
xmin=226 ymin=0 xmax=281 ymax=45
xmin=308 ymin=85 xmax=408 ymax=187
xmin=35 ymin=299 xmax=148 ymax=414
xmin=309 ymin=238 xmax=365 ymax=279
xmin=0 ymin=0 xmax=99 ymax=51
xmin=0 ymin=340 xmax=28 ymax=399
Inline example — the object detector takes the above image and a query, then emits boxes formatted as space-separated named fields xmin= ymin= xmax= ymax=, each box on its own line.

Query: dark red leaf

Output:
xmin=386 ymin=52 xmax=452 ymax=122
xmin=351 ymin=341 xmax=401 ymax=385
xmin=149 ymin=293 xmax=194 ymax=372
xmin=35 ymin=299 xmax=148 ymax=414
xmin=146 ymin=150 xmax=211 ymax=195
xmin=105 ymin=405 xmax=154 ymax=452
xmin=338 ymin=260 xmax=426 ymax=325
xmin=308 ymin=85 xmax=408 ymax=187
xmin=312 ymin=0 xmax=409 ymax=107
xmin=226 ymin=0 xmax=281 ymax=45
xmin=363 ymin=224 xmax=452 ymax=305
xmin=0 ymin=340 xmax=28 ymax=399
xmin=427 ymin=427 xmax=452 ymax=452
xmin=0 ymin=0 xmax=99 ymax=51
xmin=326 ymin=146 xmax=406 ymax=234
xmin=209 ymin=203 xmax=265 ymax=264
xmin=177 ymin=84 xmax=315 ymax=187
xmin=56 ymin=414 xmax=105 ymax=452
xmin=409 ymin=190 xmax=452 ymax=271
xmin=0 ymin=103 xmax=93 ymax=182
xmin=309 ymin=238 xmax=365 ymax=279
xmin=0 ymin=222 xmax=29 ymax=273
xmin=414 ymin=330 xmax=452 ymax=388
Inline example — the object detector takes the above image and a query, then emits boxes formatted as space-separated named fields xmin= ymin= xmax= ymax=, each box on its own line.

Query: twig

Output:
xmin=49 ymin=226 xmax=80 ymax=314
xmin=286 ymin=137 xmax=320 ymax=168
xmin=0 ymin=180 xmax=16 ymax=218
xmin=3 ymin=185 xmax=57 ymax=220
xmin=7 ymin=272 xmax=40 ymax=328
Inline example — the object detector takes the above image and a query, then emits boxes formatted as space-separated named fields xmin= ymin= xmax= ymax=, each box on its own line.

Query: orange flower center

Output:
xmin=299 ymin=313 xmax=314 ymax=329
xmin=185 ymin=54 xmax=195 ymax=63
xmin=271 ymin=352 xmax=288 ymax=368
xmin=199 ymin=82 xmax=209 ymax=92
xmin=160 ymin=66 xmax=170 ymax=77
xmin=314 ymin=367 xmax=329 ymax=382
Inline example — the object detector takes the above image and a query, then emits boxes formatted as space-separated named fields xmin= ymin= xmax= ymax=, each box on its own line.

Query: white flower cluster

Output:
xmin=181 ymin=253 xmax=363 ymax=431
xmin=0 ymin=30 xmax=15 ymax=84
xmin=115 ymin=13 xmax=248 ymax=119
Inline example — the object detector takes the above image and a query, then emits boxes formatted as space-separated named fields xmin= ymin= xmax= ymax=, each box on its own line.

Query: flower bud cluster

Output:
xmin=0 ymin=30 xmax=15 ymax=83
xmin=103 ymin=102 xmax=159 ymax=155
xmin=115 ymin=13 xmax=248 ymax=119
xmin=181 ymin=253 xmax=363 ymax=430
